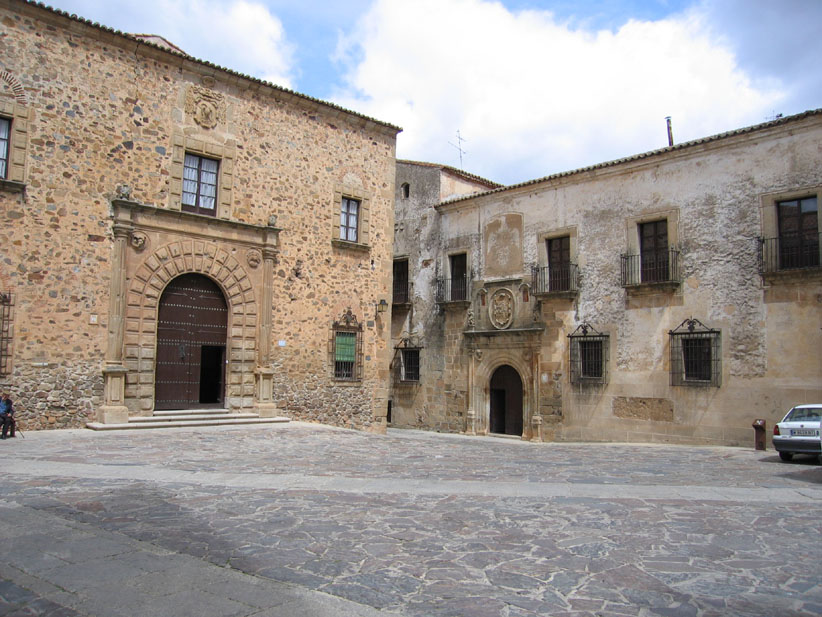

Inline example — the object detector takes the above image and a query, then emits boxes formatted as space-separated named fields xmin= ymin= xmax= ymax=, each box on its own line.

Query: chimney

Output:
xmin=665 ymin=116 xmax=674 ymax=147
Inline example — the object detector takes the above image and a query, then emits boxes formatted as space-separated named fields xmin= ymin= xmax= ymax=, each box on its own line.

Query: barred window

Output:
xmin=669 ymin=318 xmax=721 ymax=387
xmin=182 ymin=153 xmax=219 ymax=216
xmin=400 ymin=349 xmax=420 ymax=382
xmin=0 ymin=292 xmax=13 ymax=376
xmin=331 ymin=309 xmax=362 ymax=381
xmin=568 ymin=323 xmax=609 ymax=385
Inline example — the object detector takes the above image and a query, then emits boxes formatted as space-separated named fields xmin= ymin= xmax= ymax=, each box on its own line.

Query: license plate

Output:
xmin=791 ymin=429 xmax=818 ymax=436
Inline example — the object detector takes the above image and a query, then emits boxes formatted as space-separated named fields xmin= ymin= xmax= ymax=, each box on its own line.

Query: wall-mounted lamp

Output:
xmin=375 ymin=298 xmax=389 ymax=318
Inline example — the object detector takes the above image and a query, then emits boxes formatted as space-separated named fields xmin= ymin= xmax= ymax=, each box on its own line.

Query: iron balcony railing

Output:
xmin=392 ymin=279 xmax=410 ymax=304
xmin=532 ymin=264 xmax=579 ymax=294
xmin=758 ymin=232 xmax=821 ymax=274
xmin=620 ymin=248 xmax=681 ymax=286
xmin=436 ymin=276 xmax=469 ymax=303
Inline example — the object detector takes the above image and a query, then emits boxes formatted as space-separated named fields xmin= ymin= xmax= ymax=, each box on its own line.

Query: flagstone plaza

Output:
xmin=1 ymin=423 xmax=820 ymax=617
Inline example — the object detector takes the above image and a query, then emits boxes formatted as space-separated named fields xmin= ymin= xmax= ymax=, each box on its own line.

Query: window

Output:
xmin=640 ymin=220 xmax=669 ymax=283
xmin=547 ymin=236 xmax=571 ymax=292
xmin=568 ymin=323 xmax=608 ymax=385
xmin=669 ymin=318 xmax=721 ymax=387
xmin=400 ymin=182 xmax=410 ymax=199
xmin=340 ymin=197 xmax=360 ymax=243
xmin=393 ymin=259 xmax=410 ymax=304
xmin=777 ymin=196 xmax=819 ymax=269
xmin=182 ymin=153 xmax=219 ymax=216
xmin=0 ymin=118 xmax=9 ymax=179
xmin=331 ymin=309 xmax=362 ymax=381
xmin=400 ymin=349 xmax=420 ymax=382
xmin=449 ymin=253 xmax=467 ymax=301
xmin=0 ymin=292 xmax=13 ymax=376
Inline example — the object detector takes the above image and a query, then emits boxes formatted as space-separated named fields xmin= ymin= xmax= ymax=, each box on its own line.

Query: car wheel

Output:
xmin=779 ymin=452 xmax=793 ymax=462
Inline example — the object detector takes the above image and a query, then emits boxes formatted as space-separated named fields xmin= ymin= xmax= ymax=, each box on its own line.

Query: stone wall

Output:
xmin=0 ymin=1 xmax=398 ymax=430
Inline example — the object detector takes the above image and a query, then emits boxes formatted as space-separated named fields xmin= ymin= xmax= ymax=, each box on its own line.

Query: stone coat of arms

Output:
xmin=489 ymin=288 xmax=515 ymax=329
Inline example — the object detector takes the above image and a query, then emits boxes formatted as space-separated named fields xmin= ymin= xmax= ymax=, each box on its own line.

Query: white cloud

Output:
xmin=332 ymin=0 xmax=784 ymax=184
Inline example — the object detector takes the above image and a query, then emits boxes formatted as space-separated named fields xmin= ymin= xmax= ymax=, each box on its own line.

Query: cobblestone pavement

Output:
xmin=1 ymin=423 xmax=821 ymax=617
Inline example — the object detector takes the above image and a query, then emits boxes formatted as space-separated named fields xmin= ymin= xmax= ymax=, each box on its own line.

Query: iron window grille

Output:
xmin=0 ymin=292 xmax=12 ymax=376
xmin=669 ymin=318 xmax=721 ymax=387
xmin=568 ymin=323 xmax=609 ymax=385
xmin=0 ymin=117 xmax=9 ymax=179
xmin=331 ymin=309 xmax=363 ymax=381
xmin=532 ymin=263 xmax=579 ymax=294
xmin=393 ymin=259 xmax=410 ymax=305
xmin=182 ymin=153 xmax=219 ymax=216
xmin=340 ymin=197 xmax=360 ymax=243
xmin=621 ymin=248 xmax=681 ymax=286
xmin=392 ymin=337 xmax=422 ymax=384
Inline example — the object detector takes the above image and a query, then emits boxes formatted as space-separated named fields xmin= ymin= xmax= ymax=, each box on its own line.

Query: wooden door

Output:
xmin=155 ymin=274 xmax=228 ymax=410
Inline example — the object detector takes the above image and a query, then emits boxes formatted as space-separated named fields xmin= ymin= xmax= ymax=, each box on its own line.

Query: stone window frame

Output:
xmin=0 ymin=292 xmax=14 ymax=377
xmin=332 ymin=186 xmax=371 ymax=251
xmin=535 ymin=226 xmax=579 ymax=295
xmin=400 ymin=182 xmax=410 ymax=199
xmin=759 ymin=186 xmax=822 ymax=276
xmin=622 ymin=208 xmax=680 ymax=287
xmin=0 ymin=98 xmax=29 ymax=193
xmin=169 ymin=133 xmax=235 ymax=219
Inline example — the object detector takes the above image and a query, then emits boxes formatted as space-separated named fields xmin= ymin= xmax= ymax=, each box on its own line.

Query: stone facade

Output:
xmin=0 ymin=0 xmax=399 ymax=431
xmin=391 ymin=112 xmax=822 ymax=447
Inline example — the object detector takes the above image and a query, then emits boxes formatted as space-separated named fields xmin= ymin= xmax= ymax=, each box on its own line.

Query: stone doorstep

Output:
xmin=86 ymin=415 xmax=291 ymax=431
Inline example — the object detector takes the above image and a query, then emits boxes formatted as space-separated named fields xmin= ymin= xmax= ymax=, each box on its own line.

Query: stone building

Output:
xmin=390 ymin=111 xmax=822 ymax=446
xmin=0 ymin=0 xmax=399 ymax=431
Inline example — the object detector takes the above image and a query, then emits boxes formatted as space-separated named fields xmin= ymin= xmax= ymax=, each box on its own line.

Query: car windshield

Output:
xmin=784 ymin=407 xmax=822 ymax=422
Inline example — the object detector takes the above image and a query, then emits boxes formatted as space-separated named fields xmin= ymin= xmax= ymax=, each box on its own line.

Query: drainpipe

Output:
xmin=665 ymin=116 xmax=674 ymax=147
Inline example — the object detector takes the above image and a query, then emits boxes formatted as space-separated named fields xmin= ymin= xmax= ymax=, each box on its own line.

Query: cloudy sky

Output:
xmin=43 ymin=0 xmax=822 ymax=185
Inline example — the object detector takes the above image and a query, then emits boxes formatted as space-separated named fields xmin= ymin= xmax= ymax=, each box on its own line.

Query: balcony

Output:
xmin=532 ymin=264 xmax=579 ymax=297
xmin=758 ymin=233 xmax=821 ymax=275
xmin=621 ymin=248 xmax=681 ymax=288
xmin=392 ymin=279 xmax=411 ymax=306
xmin=436 ymin=276 xmax=470 ymax=304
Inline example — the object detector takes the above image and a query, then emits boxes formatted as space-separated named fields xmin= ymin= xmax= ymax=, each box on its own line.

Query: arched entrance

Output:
xmin=155 ymin=273 xmax=228 ymax=410
xmin=489 ymin=365 xmax=523 ymax=436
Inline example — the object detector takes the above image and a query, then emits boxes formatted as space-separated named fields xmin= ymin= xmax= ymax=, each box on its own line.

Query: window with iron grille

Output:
xmin=568 ymin=323 xmax=609 ymax=385
xmin=669 ymin=318 xmax=721 ymax=387
xmin=0 ymin=117 xmax=10 ymax=180
xmin=331 ymin=309 xmax=362 ymax=381
xmin=400 ymin=348 xmax=420 ymax=382
xmin=340 ymin=197 xmax=360 ymax=243
xmin=182 ymin=153 xmax=219 ymax=216
xmin=0 ymin=293 xmax=12 ymax=376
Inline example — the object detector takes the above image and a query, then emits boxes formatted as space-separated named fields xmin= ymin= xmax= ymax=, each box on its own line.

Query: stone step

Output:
xmin=151 ymin=408 xmax=231 ymax=417
xmin=86 ymin=415 xmax=291 ymax=431
xmin=130 ymin=412 xmax=259 ymax=423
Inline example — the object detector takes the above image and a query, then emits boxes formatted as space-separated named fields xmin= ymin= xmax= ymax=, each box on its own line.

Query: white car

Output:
xmin=772 ymin=404 xmax=822 ymax=462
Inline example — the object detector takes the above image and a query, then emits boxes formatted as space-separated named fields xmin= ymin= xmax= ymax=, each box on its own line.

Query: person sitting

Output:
xmin=0 ymin=393 xmax=14 ymax=439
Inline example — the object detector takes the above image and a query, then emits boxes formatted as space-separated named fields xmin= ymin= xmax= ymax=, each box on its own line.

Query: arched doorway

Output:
xmin=155 ymin=273 xmax=228 ymax=410
xmin=489 ymin=365 xmax=523 ymax=436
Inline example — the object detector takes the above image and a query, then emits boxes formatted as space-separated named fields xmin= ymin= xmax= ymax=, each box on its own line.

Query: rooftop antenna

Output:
xmin=448 ymin=130 xmax=467 ymax=169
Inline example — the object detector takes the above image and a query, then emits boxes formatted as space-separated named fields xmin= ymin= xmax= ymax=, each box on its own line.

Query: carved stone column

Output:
xmin=255 ymin=225 xmax=281 ymax=417
xmin=465 ymin=346 xmax=479 ymax=435
xmin=97 ymin=221 xmax=131 ymax=424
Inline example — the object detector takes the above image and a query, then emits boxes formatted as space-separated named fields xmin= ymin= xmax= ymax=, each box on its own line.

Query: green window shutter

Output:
xmin=335 ymin=332 xmax=356 ymax=362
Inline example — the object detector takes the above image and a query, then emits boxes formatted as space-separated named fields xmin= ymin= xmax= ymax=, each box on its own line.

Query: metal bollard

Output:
xmin=752 ymin=419 xmax=766 ymax=451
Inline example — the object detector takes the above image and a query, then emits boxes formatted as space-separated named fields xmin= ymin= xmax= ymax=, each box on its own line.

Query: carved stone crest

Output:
xmin=186 ymin=85 xmax=225 ymax=129
xmin=246 ymin=249 xmax=262 ymax=269
xmin=489 ymin=288 xmax=515 ymax=330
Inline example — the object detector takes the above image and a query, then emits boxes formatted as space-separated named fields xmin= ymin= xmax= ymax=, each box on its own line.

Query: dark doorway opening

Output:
xmin=155 ymin=274 xmax=228 ymax=410
xmin=489 ymin=365 xmax=523 ymax=436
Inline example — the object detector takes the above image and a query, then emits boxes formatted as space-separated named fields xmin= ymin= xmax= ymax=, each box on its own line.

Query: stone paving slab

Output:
xmin=1 ymin=423 xmax=821 ymax=616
